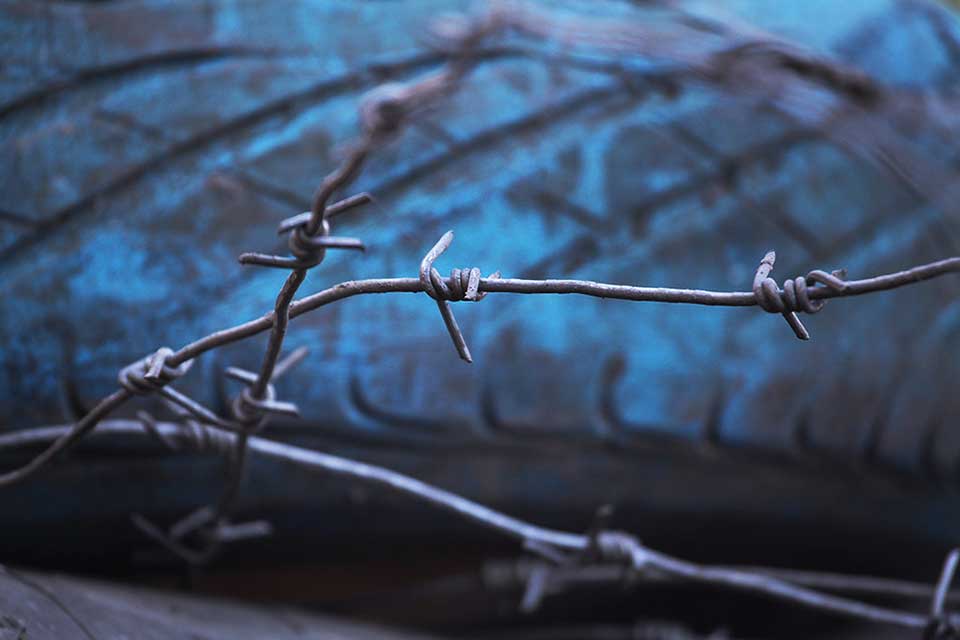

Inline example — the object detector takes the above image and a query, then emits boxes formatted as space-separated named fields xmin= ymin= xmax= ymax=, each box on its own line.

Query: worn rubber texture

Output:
xmin=1 ymin=1 xmax=960 ymax=568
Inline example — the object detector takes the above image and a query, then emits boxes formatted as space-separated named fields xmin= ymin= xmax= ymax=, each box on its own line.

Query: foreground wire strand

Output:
xmin=0 ymin=420 xmax=953 ymax=631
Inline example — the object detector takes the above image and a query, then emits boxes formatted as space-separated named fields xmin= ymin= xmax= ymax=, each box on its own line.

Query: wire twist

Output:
xmin=117 ymin=347 xmax=193 ymax=395
xmin=238 ymin=193 xmax=370 ymax=269
xmin=423 ymin=266 xmax=484 ymax=302
xmin=419 ymin=230 xmax=500 ymax=363
xmin=752 ymin=251 xmax=848 ymax=340
xmin=591 ymin=530 xmax=646 ymax=566
xmin=518 ymin=505 xmax=648 ymax=612
xmin=133 ymin=411 xmax=270 ymax=563
xmin=224 ymin=366 xmax=300 ymax=431
xmin=358 ymin=49 xmax=469 ymax=138
xmin=131 ymin=351 xmax=308 ymax=562
xmin=359 ymin=83 xmax=417 ymax=137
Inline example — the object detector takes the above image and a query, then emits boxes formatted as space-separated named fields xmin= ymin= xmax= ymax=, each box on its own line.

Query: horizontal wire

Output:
xmin=486 ymin=560 xmax=960 ymax=602
xmin=2 ymin=253 xmax=957 ymax=492
xmin=167 ymin=253 xmax=960 ymax=369
xmin=0 ymin=419 xmax=943 ymax=631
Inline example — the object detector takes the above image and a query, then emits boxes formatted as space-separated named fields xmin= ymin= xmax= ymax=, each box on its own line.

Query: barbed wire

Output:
xmin=3 ymin=2 xmax=960 ymax=636
xmin=1 ymin=419 xmax=959 ymax=634
xmin=480 ymin=558 xmax=960 ymax=606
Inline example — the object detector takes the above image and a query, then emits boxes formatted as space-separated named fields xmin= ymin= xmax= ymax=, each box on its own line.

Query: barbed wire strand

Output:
xmin=6 ymin=415 xmax=956 ymax=614
xmin=1 ymin=246 xmax=957 ymax=494
xmin=117 ymin=11 xmax=497 ymax=563
xmin=482 ymin=559 xmax=960 ymax=603
xmin=927 ymin=549 xmax=960 ymax=638
xmin=0 ymin=419 xmax=953 ymax=632
xmin=2 ymin=3 xmax=960 ymax=635
xmin=181 ymin=13 xmax=495 ymax=560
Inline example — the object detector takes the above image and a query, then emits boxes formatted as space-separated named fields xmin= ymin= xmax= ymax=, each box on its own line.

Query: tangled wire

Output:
xmin=2 ymin=2 xmax=960 ymax=636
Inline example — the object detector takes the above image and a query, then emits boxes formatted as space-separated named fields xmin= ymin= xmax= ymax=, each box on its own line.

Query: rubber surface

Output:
xmin=2 ymin=1 xmax=960 ymax=564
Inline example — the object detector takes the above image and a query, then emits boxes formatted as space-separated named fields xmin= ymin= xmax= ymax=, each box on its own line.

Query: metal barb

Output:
xmin=118 ymin=347 xmax=193 ymax=395
xmin=11 ymin=419 xmax=960 ymax=630
xmin=276 ymin=193 xmax=374 ymax=234
xmin=752 ymin=250 xmax=848 ymax=340
xmin=927 ymin=549 xmax=960 ymax=639
xmin=418 ymin=231 xmax=498 ymax=362
xmin=131 ymin=510 xmax=272 ymax=565
xmin=225 ymin=364 xmax=301 ymax=429
xmin=520 ymin=564 xmax=552 ymax=613
xmin=517 ymin=504 xmax=647 ymax=612
xmin=240 ymin=194 xmax=372 ymax=270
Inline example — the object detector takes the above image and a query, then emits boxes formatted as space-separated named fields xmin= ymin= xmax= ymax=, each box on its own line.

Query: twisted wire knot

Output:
xmin=592 ymin=531 xmax=643 ymax=565
xmin=423 ymin=266 xmax=490 ymax=302
xmin=752 ymin=251 xmax=848 ymax=340
xmin=231 ymin=383 xmax=277 ymax=428
xmin=359 ymin=66 xmax=459 ymax=138
xmin=238 ymin=194 xmax=369 ymax=269
xmin=118 ymin=347 xmax=193 ymax=395
xmin=283 ymin=213 xmax=366 ymax=268
xmin=518 ymin=529 xmax=647 ymax=613
xmin=581 ymin=506 xmax=647 ymax=569
xmin=360 ymin=83 xmax=413 ymax=137
xmin=419 ymin=231 xmax=500 ymax=363
xmin=518 ymin=505 xmax=646 ymax=614
xmin=289 ymin=216 xmax=330 ymax=263
xmin=224 ymin=361 xmax=302 ymax=432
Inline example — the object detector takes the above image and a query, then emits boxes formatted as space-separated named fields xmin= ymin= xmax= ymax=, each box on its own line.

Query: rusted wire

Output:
xmin=117 ymin=347 xmax=194 ymax=395
xmin=2 ymin=227 xmax=958 ymax=557
xmin=1 ymin=419 xmax=955 ymax=632
xmin=127 ymin=11 xmax=495 ymax=552
xmin=2 ymin=233 xmax=955 ymax=468
xmin=751 ymin=251 xmax=848 ymax=340
xmin=3 ymin=230 xmax=954 ymax=568
xmin=2 ymin=4 xmax=960 ymax=633
xmin=419 ymin=230 xmax=501 ymax=362
xmin=483 ymin=559 xmax=960 ymax=605
xmin=927 ymin=549 xmax=960 ymax=639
